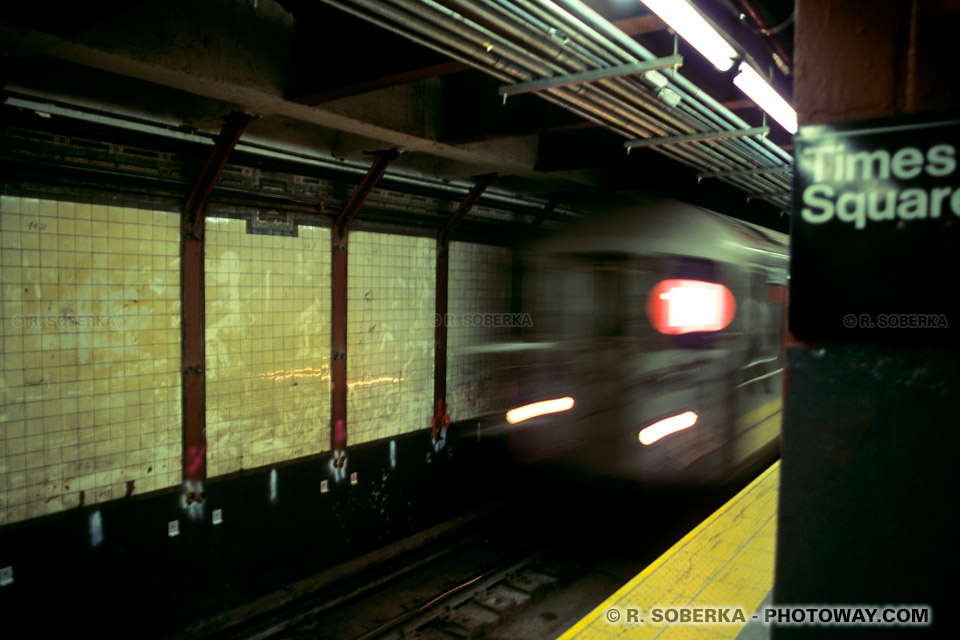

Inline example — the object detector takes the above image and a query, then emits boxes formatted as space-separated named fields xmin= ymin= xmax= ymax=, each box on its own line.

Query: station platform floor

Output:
xmin=558 ymin=461 xmax=779 ymax=640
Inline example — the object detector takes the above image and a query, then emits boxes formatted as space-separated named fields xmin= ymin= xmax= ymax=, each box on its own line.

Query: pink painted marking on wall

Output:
xmin=186 ymin=444 xmax=207 ymax=477
xmin=333 ymin=419 xmax=347 ymax=451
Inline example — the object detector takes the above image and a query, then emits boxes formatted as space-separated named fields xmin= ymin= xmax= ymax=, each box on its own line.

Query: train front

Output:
xmin=492 ymin=202 xmax=787 ymax=485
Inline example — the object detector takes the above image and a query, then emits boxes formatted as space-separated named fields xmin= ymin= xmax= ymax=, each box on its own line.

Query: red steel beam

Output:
xmin=612 ymin=14 xmax=666 ymax=36
xmin=723 ymin=98 xmax=758 ymax=110
xmin=432 ymin=174 xmax=497 ymax=440
xmin=181 ymin=112 xmax=253 ymax=488
xmin=438 ymin=173 xmax=498 ymax=247
xmin=293 ymin=61 xmax=467 ymax=106
xmin=442 ymin=120 xmax=599 ymax=146
xmin=183 ymin=112 xmax=253 ymax=231
xmin=733 ymin=0 xmax=793 ymax=70
xmin=331 ymin=149 xmax=400 ymax=457
xmin=333 ymin=149 xmax=400 ymax=239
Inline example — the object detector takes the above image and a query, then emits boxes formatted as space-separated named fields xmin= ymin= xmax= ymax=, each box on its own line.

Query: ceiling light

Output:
xmin=733 ymin=63 xmax=798 ymax=134
xmin=639 ymin=0 xmax=737 ymax=71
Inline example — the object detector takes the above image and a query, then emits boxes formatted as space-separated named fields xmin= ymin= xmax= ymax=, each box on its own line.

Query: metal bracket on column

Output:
xmin=746 ymin=191 xmax=789 ymax=202
xmin=334 ymin=148 xmax=401 ymax=241
xmin=330 ymin=149 xmax=401 ymax=455
xmin=530 ymin=199 xmax=559 ymax=231
xmin=183 ymin=112 xmax=253 ymax=233
xmin=438 ymin=173 xmax=498 ymax=246
xmin=499 ymin=55 xmax=682 ymax=99
xmin=697 ymin=165 xmax=792 ymax=180
xmin=181 ymin=112 xmax=253 ymax=487
xmin=433 ymin=174 xmax=497 ymax=442
xmin=625 ymin=126 xmax=770 ymax=150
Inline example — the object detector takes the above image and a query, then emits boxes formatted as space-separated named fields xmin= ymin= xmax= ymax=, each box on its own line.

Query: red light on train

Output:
xmin=647 ymin=280 xmax=736 ymax=334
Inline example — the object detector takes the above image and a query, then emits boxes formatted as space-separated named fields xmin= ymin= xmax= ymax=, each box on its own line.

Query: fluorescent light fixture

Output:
xmin=639 ymin=411 xmax=698 ymax=445
xmin=506 ymin=397 xmax=575 ymax=424
xmin=733 ymin=62 xmax=798 ymax=134
xmin=639 ymin=0 xmax=737 ymax=71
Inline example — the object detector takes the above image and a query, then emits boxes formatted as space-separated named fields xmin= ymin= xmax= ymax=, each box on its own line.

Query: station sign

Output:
xmin=790 ymin=115 xmax=960 ymax=342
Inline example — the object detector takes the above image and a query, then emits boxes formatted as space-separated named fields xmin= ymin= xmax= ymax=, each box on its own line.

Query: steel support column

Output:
xmin=529 ymin=199 xmax=559 ymax=231
xmin=775 ymin=2 xmax=960 ymax=636
xmin=432 ymin=174 xmax=497 ymax=441
xmin=181 ymin=112 xmax=252 ymax=493
xmin=330 ymin=149 xmax=400 ymax=461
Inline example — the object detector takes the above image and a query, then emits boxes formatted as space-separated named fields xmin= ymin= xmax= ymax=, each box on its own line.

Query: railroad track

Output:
xmin=263 ymin=522 xmax=577 ymax=640
xmin=175 ymin=467 xmax=769 ymax=640
xmin=352 ymin=554 xmax=559 ymax=640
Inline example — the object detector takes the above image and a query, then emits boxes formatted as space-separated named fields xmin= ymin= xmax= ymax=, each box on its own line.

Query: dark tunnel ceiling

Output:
xmin=0 ymin=0 xmax=796 ymax=232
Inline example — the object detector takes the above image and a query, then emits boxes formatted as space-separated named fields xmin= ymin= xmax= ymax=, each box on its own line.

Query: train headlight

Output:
xmin=639 ymin=411 xmax=699 ymax=445
xmin=506 ymin=397 xmax=575 ymax=424
xmin=647 ymin=279 xmax=736 ymax=334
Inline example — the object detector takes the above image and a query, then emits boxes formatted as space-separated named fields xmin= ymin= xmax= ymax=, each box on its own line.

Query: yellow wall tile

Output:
xmin=447 ymin=242 xmax=514 ymax=422
xmin=347 ymin=232 xmax=435 ymax=445
xmin=204 ymin=221 xmax=332 ymax=477
xmin=1 ymin=196 xmax=182 ymax=525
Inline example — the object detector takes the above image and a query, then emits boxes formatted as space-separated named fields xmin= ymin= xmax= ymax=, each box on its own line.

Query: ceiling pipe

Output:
xmin=508 ymin=0 xmax=789 ymax=198
xmin=321 ymin=0 xmax=792 ymax=209
xmin=479 ymin=0 xmax=789 ymax=193
xmin=550 ymin=0 xmax=792 ymax=165
xmin=734 ymin=0 xmax=794 ymax=72
xmin=547 ymin=0 xmax=791 ymax=201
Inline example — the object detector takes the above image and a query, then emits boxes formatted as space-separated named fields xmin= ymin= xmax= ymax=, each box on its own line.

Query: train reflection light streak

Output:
xmin=639 ymin=411 xmax=699 ymax=445
xmin=506 ymin=397 xmax=575 ymax=424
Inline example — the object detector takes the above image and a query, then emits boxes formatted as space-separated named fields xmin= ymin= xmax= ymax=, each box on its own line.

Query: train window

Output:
xmin=621 ymin=264 xmax=659 ymax=339
xmin=556 ymin=267 xmax=620 ymax=337
xmin=522 ymin=254 xmax=659 ymax=340
xmin=739 ymin=266 xmax=785 ymax=367
xmin=587 ymin=268 xmax=621 ymax=337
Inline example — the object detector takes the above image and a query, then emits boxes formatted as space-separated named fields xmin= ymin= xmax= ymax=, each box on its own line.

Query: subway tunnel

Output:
xmin=1 ymin=1 xmax=958 ymax=638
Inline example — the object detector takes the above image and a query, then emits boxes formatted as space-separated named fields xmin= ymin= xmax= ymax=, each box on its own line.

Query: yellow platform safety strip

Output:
xmin=558 ymin=461 xmax=780 ymax=640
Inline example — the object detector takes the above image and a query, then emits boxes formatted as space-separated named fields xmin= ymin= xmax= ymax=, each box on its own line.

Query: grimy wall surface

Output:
xmin=0 ymin=173 xmax=516 ymax=633
xmin=204 ymin=219 xmax=332 ymax=476
xmin=776 ymin=1 xmax=960 ymax=637
xmin=1 ymin=197 xmax=183 ymax=522
xmin=1 ymin=196 xmax=510 ymax=523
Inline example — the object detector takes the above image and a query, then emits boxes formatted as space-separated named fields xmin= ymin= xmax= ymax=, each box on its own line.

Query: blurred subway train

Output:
xmin=476 ymin=196 xmax=787 ymax=485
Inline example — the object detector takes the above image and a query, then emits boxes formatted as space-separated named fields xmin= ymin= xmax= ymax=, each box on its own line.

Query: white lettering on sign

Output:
xmin=800 ymin=142 xmax=959 ymax=228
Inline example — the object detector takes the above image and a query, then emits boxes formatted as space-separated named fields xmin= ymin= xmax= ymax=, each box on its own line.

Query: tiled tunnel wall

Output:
xmin=447 ymin=241 xmax=514 ymax=422
xmin=346 ymin=231 xmax=435 ymax=446
xmin=204 ymin=218 xmax=332 ymax=477
xmin=0 ymin=195 xmax=182 ymax=525
xmin=1 ymin=195 xmax=514 ymax=525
